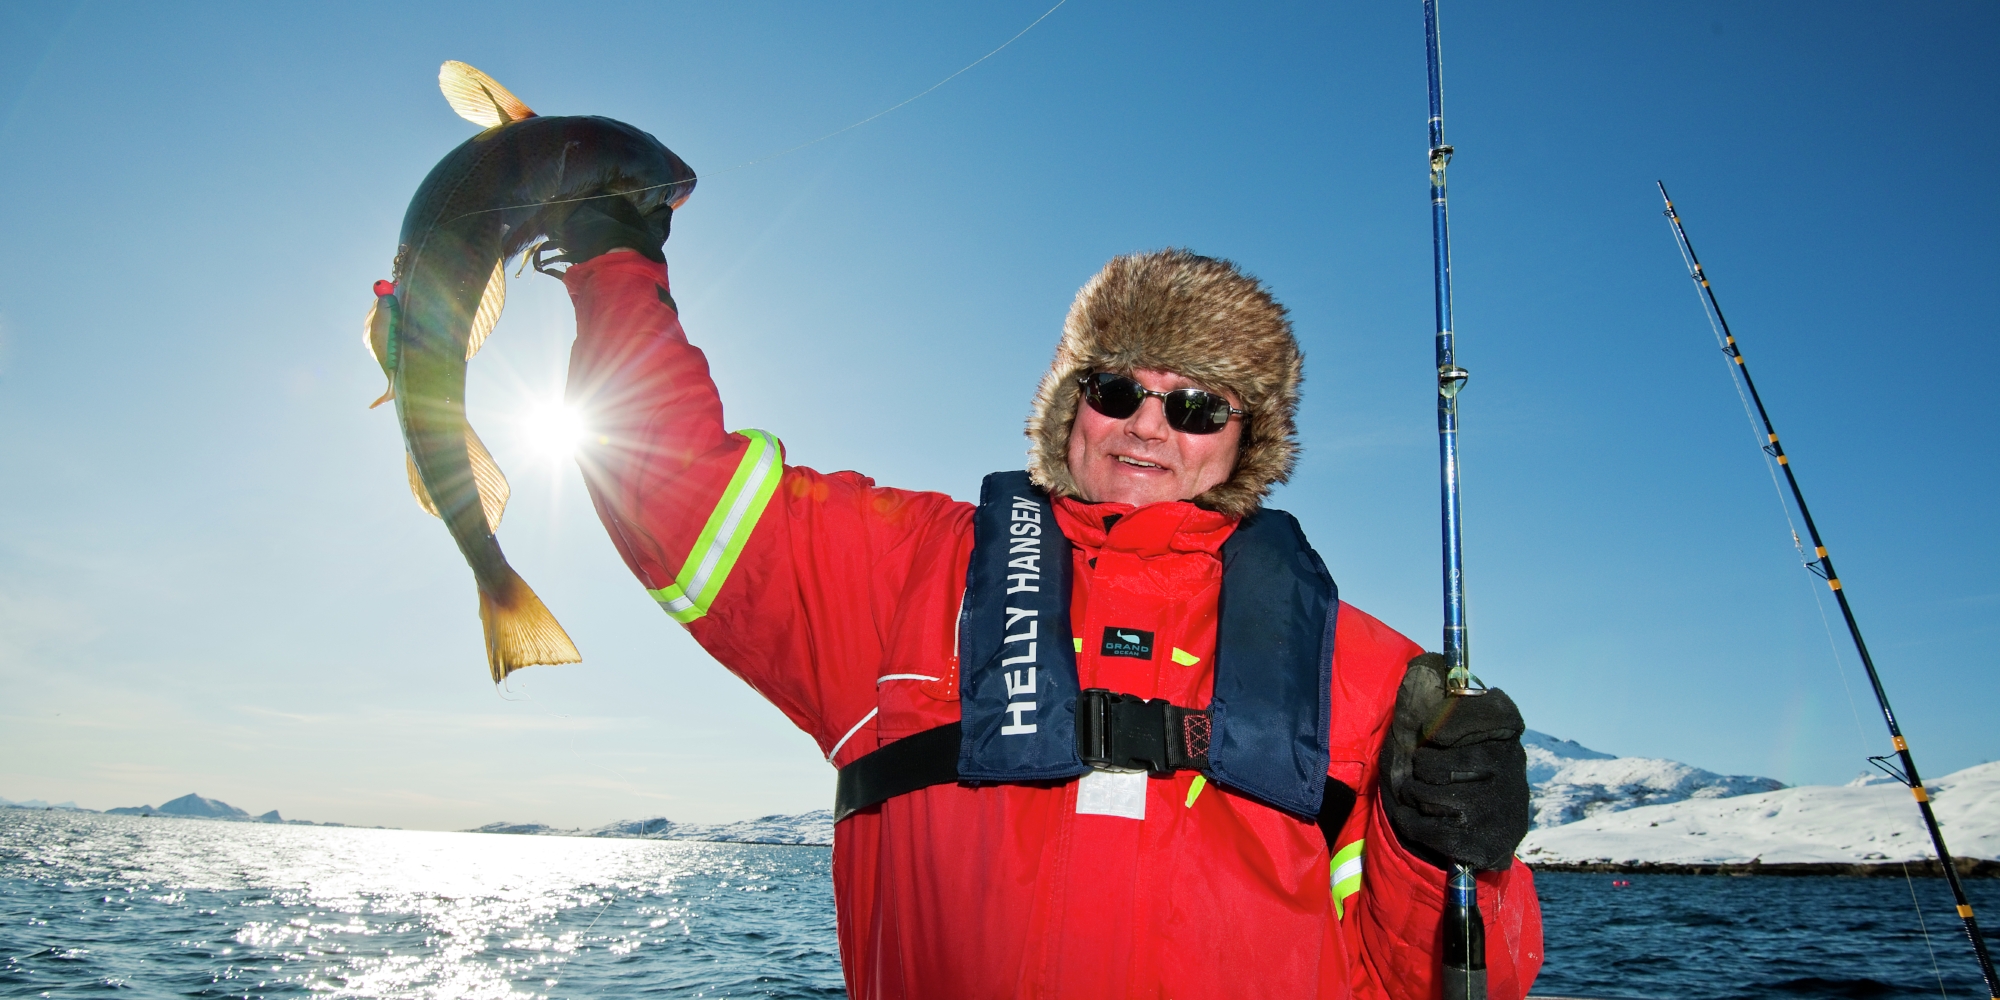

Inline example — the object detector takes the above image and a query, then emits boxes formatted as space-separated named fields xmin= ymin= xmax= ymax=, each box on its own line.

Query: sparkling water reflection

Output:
xmin=7 ymin=810 xmax=1997 ymax=998
xmin=0 ymin=810 xmax=841 ymax=999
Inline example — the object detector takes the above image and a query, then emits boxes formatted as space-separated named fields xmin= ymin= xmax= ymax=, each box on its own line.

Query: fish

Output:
xmin=364 ymin=61 xmax=696 ymax=681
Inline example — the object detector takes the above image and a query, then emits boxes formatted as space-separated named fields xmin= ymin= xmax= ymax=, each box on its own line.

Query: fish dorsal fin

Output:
xmin=439 ymin=61 xmax=535 ymax=128
xmin=465 ymin=257 xmax=505 ymax=361
xmin=405 ymin=427 xmax=510 ymax=532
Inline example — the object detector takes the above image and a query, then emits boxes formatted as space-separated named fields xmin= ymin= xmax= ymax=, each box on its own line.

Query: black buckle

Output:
xmin=1076 ymin=688 xmax=1210 ymax=775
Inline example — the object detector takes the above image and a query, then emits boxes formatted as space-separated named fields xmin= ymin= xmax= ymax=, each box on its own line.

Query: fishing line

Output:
xmin=546 ymin=888 xmax=619 ymax=998
xmin=1902 ymin=859 xmax=1950 ymax=1000
xmin=1661 ymin=195 xmax=1979 ymax=998
xmin=1667 ymin=226 xmax=1876 ymax=755
xmin=441 ymin=0 xmax=1069 ymax=230
xmin=699 ymin=0 xmax=1068 ymax=178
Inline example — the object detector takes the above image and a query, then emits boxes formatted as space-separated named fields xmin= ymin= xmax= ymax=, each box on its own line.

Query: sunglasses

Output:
xmin=1077 ymin=372 xmax=1246 ymax=435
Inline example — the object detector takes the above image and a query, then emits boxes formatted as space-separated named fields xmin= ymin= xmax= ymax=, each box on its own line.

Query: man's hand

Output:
xmin=541 ymin=193 xmax=673 ymax=268
xmin=1379 ymin=653 xmax=1531 ymax=871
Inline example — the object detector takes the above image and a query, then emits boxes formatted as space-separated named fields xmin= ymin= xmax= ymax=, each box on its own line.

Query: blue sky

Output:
xmin=0 ymin=1 xmax=1993 ymax=831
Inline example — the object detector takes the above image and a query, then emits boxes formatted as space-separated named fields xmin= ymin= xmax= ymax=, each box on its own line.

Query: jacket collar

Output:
xmin=1052 ymin=495 xmax=1236 ymax=558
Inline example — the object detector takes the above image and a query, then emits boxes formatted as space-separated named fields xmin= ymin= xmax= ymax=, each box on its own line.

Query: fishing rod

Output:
xmin=1660 ymin=182 xmax=1998 ymax=1000
xmin=1423 ymin=4 xmax=1485 ymax=999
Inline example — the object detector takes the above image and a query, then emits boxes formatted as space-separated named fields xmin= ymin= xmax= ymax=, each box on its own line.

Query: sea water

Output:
xmin=0 ymin=811 xmax=841 ymax=998
xmin=4 ymin=810 xmax=1997 ymax=999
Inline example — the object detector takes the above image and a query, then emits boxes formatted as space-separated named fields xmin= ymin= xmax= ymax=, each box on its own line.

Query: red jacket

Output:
xmin=562 ymin=252 xmax=1543 ymax=1000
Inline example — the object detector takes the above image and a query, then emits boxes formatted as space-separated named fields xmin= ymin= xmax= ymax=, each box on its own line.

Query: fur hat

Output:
xmin=1025 ymin=249 xmax=1302 ymax=518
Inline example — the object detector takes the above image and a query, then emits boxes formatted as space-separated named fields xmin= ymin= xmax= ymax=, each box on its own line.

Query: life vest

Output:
xmin=836 ymin=471 xmax=1349 ymax=829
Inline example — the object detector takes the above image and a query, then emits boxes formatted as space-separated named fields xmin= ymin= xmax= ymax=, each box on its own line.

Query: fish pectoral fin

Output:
xmin=464 ymin=424 xmax=510 ymax=532
xmin=406 ymin=451 xmax=442 ymax=519
xmin=464 ymin=258 xmax=506 ymax=361
xmin=479 ymin=566 xmax=582 ymax=682
xmin=363 ymin=299 xmax=383 ymax=366
xmin=439 ymin=61 xmax=535 ymax=128
xmin=365 ymin=293 xmax=399 ymax=408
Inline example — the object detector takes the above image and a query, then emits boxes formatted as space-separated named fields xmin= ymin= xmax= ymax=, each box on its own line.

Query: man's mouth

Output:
xmin=1114 ymin=455 xmax=1164 ymax=469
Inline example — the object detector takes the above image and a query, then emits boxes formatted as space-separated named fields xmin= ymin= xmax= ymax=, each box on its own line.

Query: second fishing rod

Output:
xmin=1424 ymin=3 xmax=1489 ymax=998
xmin=1660 ymin=182 xmax=1998 ymax=1000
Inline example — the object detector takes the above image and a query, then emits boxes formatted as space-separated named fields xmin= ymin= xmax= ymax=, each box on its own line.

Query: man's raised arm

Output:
xmin=554 ymin=207 xmax=966 ymax=755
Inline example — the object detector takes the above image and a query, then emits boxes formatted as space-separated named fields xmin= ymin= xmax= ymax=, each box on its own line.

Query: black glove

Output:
xmin=1379 ymin=653 xmax=1530 ymax=871
xmin=540 ymin=193 xmax=672 ymax=269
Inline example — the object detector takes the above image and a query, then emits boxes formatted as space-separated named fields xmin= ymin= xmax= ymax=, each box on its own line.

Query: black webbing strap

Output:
xmin=833 ymin=708 xmax=1360 ymax=848
xmin=833 ymin=722 xmax=963 ymax=822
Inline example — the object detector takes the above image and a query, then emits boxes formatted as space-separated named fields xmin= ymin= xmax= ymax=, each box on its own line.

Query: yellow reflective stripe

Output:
xmin=1331 ymin=839 xmax=1365 ymax=918
xmin=1184 ymin=773 xmax=1207 ymax=807
xmin=1171 ymin=647 xmax=1200 ymax=666
xmin=648 ymin=429 xmax=784 ymax=623
xmin=1073 ymin=637 xmax=1083 ymax=653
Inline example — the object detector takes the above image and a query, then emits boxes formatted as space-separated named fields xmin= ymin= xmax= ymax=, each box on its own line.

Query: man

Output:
xmin=549 ymin=198 xmax=1542 ymax=999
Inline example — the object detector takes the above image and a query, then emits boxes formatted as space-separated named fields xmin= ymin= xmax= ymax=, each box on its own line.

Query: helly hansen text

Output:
xmin=1001 ymin=496 xmax=1042 ymax=734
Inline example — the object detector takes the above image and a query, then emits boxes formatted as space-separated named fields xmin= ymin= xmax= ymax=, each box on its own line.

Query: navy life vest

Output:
xmin=835 ymin=472 xmax=1347 ymax=829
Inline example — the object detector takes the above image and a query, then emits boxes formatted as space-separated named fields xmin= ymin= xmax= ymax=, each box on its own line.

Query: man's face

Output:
xmin=1065 ymin=368 xmax=1244 ymax=507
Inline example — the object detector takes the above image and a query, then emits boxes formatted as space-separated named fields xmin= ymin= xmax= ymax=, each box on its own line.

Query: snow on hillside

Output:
xmin=1521 ymin=761 xmax=2000 ymax=865
xmin=472 ymin=733 xmax=1785 ymax=847
xmin=589 ymin=811 xmax=835 ymax=845
xmin=1524 ymin=729 xmax=1783 ymax=828
xmin=470 ymin=810 xmax=836 ymax=846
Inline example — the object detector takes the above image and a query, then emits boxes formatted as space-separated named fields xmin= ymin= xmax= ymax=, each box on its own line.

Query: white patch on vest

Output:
xmin=1075 ymin=768 xmax=1148 ymax=820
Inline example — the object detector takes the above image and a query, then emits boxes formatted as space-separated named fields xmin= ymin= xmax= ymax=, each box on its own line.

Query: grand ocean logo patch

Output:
xmin=1100 ymin=627 xmax=1155 ymax=660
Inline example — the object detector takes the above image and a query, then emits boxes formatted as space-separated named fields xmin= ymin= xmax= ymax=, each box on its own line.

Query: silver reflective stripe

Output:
xmin=826 ymin=707 xmax=879 ymax=763
xmin=1331 ymin=839 xmax=1365 ymax=918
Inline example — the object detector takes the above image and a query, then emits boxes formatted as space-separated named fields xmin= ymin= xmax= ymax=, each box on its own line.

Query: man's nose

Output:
xmin=1125 ymin=395 xmax=1172 ymax=440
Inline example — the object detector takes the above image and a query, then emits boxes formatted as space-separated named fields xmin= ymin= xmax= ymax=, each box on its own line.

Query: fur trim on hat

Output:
xmin=1025 ymin=249 xmax=1302 ymax=518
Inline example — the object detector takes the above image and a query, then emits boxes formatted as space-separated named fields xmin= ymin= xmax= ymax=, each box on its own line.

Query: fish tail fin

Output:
xmin=478 ymin=567 xmax=580 ymax=681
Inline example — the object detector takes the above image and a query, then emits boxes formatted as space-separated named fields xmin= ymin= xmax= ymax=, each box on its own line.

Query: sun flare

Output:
xmin=522 ymin=401 xmax=587 ymax=459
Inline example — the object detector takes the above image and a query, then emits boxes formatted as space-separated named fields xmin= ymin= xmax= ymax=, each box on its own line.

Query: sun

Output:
xmin=522 ymin=400 xmax=587 ymax=459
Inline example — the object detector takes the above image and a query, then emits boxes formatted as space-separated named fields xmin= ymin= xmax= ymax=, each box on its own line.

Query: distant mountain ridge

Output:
xmin=468 ymin=733 xmax=1789 ymax=849
xmin=20 ymin=733 xmax=1992 ymax=869
xmin=107 ymin=793 xmax=253 ymax=819
xmin=4 ymin=791 xmax=344 ymax=827
xmin=0 ymin=796 xmax=83 ymax=811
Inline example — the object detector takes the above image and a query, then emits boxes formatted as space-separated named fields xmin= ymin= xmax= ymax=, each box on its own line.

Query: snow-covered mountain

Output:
xmin=1521 ymin=761 xmax=2000 ymax=866
xmin=1524 ymin=729 xmax=1784 ymax=829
